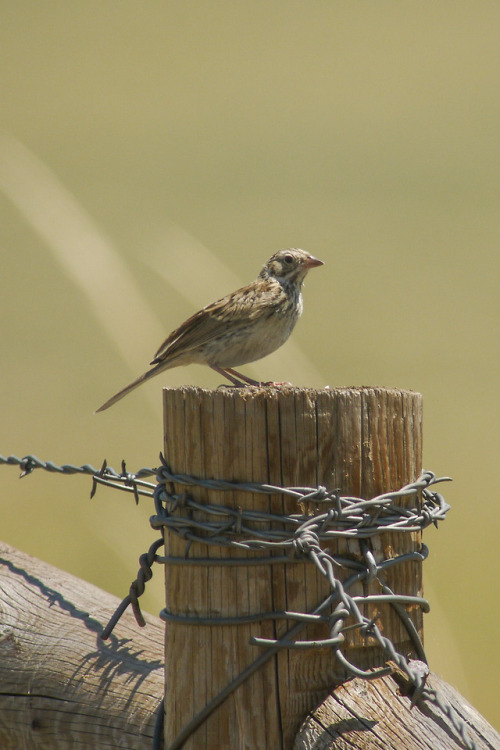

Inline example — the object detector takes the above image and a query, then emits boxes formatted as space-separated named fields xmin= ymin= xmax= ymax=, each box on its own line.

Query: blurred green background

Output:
xmin=1 ymin=1 xmax=499 ymax=730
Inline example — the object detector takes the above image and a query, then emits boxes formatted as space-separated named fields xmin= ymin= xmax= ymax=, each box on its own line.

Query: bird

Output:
xmin=96 ymin=248 xmax=324 ymax=412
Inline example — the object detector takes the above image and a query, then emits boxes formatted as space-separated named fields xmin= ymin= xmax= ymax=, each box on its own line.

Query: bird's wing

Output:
xmin=151 ymin=282 xmax=269 ymax=363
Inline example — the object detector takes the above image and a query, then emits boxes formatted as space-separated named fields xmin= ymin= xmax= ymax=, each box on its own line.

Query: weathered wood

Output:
xmin=162 ymin=385 xmax=423 ymax=749
xmin=294 ymin=671 xmax=500 ymax=749
xmin=0 ymin=542 xmax=163 ymax=749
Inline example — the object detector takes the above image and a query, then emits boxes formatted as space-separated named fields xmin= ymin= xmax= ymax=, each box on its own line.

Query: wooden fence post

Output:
xmin=162 ymin=385 xmax=423 ymax=749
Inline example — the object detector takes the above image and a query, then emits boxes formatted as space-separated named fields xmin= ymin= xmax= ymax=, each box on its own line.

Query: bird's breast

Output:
xmin=206 ymin=291 xmax=303 ymax=368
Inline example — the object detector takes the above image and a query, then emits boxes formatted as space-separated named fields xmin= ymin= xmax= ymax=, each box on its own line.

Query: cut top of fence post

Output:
xmin=161 ymin=385 xmax=423 ymax=750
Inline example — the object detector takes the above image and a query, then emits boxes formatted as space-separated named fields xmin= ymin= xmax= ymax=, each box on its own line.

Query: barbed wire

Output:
xmin=0 ymin=452 xmax=476 ymax=750
xmin=149 ymin=457 xmax=474 ymax=750
xmin=0 ymin=452 xmax=156 ymax=482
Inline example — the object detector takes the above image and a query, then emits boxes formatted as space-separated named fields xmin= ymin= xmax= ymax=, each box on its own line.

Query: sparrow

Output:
xmin=96 ymin=248 xmax=324 ymax=412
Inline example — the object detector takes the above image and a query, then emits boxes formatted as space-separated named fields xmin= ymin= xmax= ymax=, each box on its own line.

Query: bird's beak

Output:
xmin=304 ymin=254 xmax=324 ymax=268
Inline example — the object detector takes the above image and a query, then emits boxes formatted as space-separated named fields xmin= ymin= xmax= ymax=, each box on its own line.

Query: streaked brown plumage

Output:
xmin=96 ymin=248 xmax=323 ymax=412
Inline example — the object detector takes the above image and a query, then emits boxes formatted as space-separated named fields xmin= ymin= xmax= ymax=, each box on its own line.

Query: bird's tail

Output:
xmin=95 ymin=362 xmax=167 ymax=413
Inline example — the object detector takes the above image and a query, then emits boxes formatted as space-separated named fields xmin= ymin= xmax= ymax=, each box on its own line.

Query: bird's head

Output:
xmin=261 ymin=248 xmax=324 ymax=285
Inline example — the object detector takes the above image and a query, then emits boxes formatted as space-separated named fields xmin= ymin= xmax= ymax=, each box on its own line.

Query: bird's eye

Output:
xmin=284 ymin=254 xmax=293 ymax=264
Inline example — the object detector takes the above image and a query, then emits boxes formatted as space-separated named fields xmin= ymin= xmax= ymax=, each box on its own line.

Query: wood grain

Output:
xmin=0 ymin=542 xmax=163 ymax=749
xmin=294 ymin=671 xmax=500 ymax=750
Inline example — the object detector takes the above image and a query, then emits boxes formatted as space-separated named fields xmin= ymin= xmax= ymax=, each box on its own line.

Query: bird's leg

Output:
xmin=224 ymin=368 xmax=262 ymax=386
xmin=210 ymin=365 xmax=248 ymax=386
xmin=210 ymin=365 xmax=291 ymax=388
xmin=226 ymin=368 xmax=292 ymax=387
xmin=210 ymin=365 xmax=259 ymax=387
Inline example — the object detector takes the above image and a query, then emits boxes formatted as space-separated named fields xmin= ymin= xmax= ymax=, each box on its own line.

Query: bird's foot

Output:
xmin=261 ymin=381 xmax=293 ymax=386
